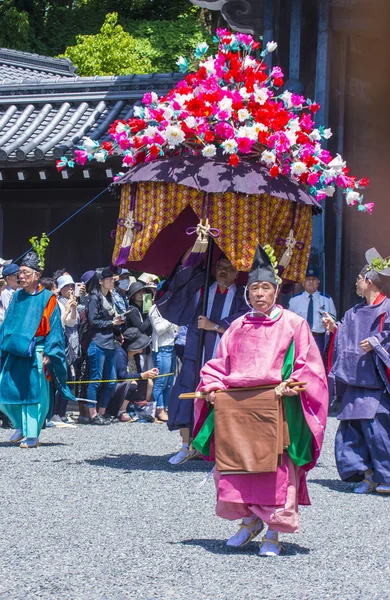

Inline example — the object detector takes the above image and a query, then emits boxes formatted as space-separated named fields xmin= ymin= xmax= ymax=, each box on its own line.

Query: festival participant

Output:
xmin=195 ymin=245 xmax=328 ymax=556
xmin=323 ymin=248 xmax=390 ymax=494
xmin=0 ymin=252 xmax=74 ymax=448
xmin=288 ymin=268 xmax=336 ymax=354
xmin=157 ymin=251 xmax=247 ymax=465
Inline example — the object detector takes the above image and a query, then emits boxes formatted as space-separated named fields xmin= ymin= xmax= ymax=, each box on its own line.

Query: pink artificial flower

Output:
xmin=300 ymin=143 xmax=316 ymax=161
xmin=300 ymin=114 xmax=315 ymax=132
xmin=318 ymin=149 xmax=332 ymax=164
xmin=151 ymin=132 xmax=165 ymax=145
xmin=271 ymin=66 xmax=284 ymax=79
xmin=122 ymin=154 xmax=135 ymax=166
xmin=316 ymin=190 xmax=327 ymax=201
xmin=74 ymin=149 xmax=89 ymax=166
xmin=217 ymin=110 xmax=230 ymax=121
xmin=291 ymin=94 xmax=305 ymax=107
xmin=116 ymin=134 xmax=132 ymax=151
xmin=142 ymin=92 xmax=156 ymax=105
xmin=307 ymin=172 xmax=320 ymax=185
xmin=237 ymin=137 xmax=254 ymax=154
xmin=336 ymin=174 xmax=350 ymax=188
xmin=236 ymin=33 xmax=253 ymax=46
xmin=214 ymin=122 xmax=235 ymax=139
xmin=364 ymin=202 xmax=374 ymax=214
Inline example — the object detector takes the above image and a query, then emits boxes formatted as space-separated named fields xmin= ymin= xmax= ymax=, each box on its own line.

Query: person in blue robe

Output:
xmin=157 ymin=250 xmax=247 ymax=465
xmin=324 ymin=248 xmax=390 ymax=494
xmin=0 ymin=252 xmax=74 ymax=448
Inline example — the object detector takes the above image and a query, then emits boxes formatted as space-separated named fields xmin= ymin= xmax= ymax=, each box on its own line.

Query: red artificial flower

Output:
xmin=270 ymin=165 xmax=280 ymax=178
xmin=127 ymin=119 xmax=146 ymax=134
xmin=299 ymin=172 xmax=309 ymax=184
xmin=273 ymin=77 xmax=284 ymax=88
xmin=102 ymin=141 xmax=113 ymax=152
xmin=55 ymin=159 xmax=65 ymax=172
xmin=358 ymin=177 xmax=370 ymax=187
xmin=296 ymin=132 xmax=310 ymax=145
xmin=133 ymin=137 xmax=144 ymax=149
xmin=303 ymin=156 xmax=318 ymax=168
xmin=228 ymin=154 xmax=240 ymax=167
xmin=204 ymin=130 xmax=215 ymax=143
xmin=237 ymin=137 xmax=254 ymax=154
xmin=309 ymin=102 xmax=320 ymax=113
xmin=148 ymin=145 xmax=161 ymax=158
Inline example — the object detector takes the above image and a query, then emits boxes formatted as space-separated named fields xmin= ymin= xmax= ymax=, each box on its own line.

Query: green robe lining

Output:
xmin=192 ymin=340 xmax=313 ymax=466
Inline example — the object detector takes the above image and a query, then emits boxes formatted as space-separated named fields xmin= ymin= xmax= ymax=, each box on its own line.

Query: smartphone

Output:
xmin=74 ymin=282 xmax=82 ymax=298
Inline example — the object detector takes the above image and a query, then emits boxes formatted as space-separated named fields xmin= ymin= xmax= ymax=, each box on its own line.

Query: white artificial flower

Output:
xmin=221 ymin=139 xmax=238 ymax=154
xmin=323 ymin=128 xmax=333 ymax=139
xmin=202 ymin=144 xmax=217 ymax=158
xmin=173 ymin=93 xmax=192 ymax=107
xmin=291 ymin=161 xmax=307 ymax=176
xmin=200 ymin=57 xmax=216 ymax=74
xmin=114 ymin=123 xmax=126 ymax=134
xmin=239 ymin=87 xmax=251 ymax=99
xmin=165 ymin=125 xmax=185 ymax=147
xmin=185 ymin=116 xmax=197 ymax=129
xmin=285 ymin=130 xmax=297 ymax=146
xmin=328 ymin=153 xmax=346 ymax=172
xmin=324 ymin=185 xmax=336 ymax=197
xmin=323 ymin=168 xmax=337 ymax=180
xmin=176 ymin=56 xmax=188 ymax=69
xmin=261 ymin=150 xmax=276 ymax=166
xmin=237 ymin=126 xmax=257 ymax=140
xmin=309 ymin=128 xmax=321 ymax=141
xmin=346 ymin=190 xmax=361 ymax=205
xmin=288 ymin=118 xmax=301 ymax=133
xmin=150 ymin=92 xmax=158 ymax=103
xmin=196 ymin=42 xmax=209 ymax=53
xmin=253 ymin=122 xmax=268 ymax=133
xmin=254 ymin=85 xmax=269 ymax=105
xmin=218 ymin=96 xmax=233 ymax=113
xmin=280 ymin=91 xmax=292 ymax=109
xmin=163 ymin=107 xmax=174 ymax=120
xmin=83 ymin=137 xmax=98 ymax=151
xmin=266 ymin=41 xmax=278 ymax=53
xmin=244 ymin=56 xmax=256 ymax=68
xmin=133 ymin=106 xmax=143 ymax=117
xmin=144 ymin=126 xmax=159 ymax=138
xmin=237 ymin=108 xmax=250 ymax=122
xmin=94 ymin=151 xmax=106 ymax=163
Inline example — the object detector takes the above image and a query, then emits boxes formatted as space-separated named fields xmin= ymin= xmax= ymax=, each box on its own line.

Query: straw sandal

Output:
xmin=259 ymin=534 xmax=282 ymax=557
xmin=226 ymin=517 xmax=264 ymax=547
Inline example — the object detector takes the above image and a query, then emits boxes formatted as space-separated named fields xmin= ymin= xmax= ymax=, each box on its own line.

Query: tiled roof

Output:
xmin=0 ymin=50 xmax=183 ymax=167
xmin=0 ymin=47 xmax=76 ymax=83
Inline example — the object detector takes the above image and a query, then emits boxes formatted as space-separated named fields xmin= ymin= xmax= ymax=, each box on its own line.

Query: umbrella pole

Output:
xmin=195 ymin=237 xmax=215 ymax=387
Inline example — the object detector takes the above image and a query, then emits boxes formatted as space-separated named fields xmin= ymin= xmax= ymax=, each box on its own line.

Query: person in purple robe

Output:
xmin=156 ymin=249 xmax=247 ymax=465
xmin=324 ymin=248 xmax=390 ymax=494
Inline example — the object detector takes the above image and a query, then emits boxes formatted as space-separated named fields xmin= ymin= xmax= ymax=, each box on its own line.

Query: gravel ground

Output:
xmin=0 ymin=416 xmax=389 ymax=600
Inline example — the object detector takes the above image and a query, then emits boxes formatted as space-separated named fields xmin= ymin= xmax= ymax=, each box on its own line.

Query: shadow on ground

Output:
xmin=310 ymin=478 xmax=355 ymax=494
xmin=178 ymin=538 xmax=310 ymax=556
xmin=85 ymin=453 xmax=211 ymax=473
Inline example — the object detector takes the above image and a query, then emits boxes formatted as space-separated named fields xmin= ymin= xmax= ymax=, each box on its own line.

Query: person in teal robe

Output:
xmin=0 ymin=252 xmax=74 ymax=448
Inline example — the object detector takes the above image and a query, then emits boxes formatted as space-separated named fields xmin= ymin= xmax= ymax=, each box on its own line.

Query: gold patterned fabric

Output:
xmin=113 ymin=182 xmax=313 ymax=283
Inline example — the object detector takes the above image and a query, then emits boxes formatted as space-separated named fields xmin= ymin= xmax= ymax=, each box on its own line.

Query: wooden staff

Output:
xmin=179 ymin=381 xmax=307 ymax=400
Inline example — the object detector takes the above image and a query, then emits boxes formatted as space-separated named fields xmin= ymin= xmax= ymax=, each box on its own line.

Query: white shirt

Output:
xmin=149 ymin=305 xmax=177 ymax=352
xmin=288 ymin=290 xmax=336 ymax=334
xmin=1 ymin=285 xmax=16 ymax=311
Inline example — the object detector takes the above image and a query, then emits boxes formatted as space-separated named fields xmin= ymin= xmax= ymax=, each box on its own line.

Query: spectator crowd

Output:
xmin=0 ymin=261 xmax=181 ymax=429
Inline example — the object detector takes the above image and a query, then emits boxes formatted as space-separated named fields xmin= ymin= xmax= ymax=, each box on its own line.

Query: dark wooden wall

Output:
xmin=0 ymin=182 xmax=119 ymax=279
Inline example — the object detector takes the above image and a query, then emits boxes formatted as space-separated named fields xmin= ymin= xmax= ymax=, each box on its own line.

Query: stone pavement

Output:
xmin=0 ymin=417 xmax=388 ymax=600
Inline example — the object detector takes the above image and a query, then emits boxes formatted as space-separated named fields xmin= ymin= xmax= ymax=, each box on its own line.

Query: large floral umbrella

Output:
xmin=60 ymin=29 xmax=369 ymax=280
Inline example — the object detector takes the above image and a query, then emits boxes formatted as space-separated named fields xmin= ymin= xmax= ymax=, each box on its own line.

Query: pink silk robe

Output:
xmin=196 ymin=307 xmax=328 ymax=533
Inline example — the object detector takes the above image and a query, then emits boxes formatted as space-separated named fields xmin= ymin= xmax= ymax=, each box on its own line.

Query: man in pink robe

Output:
xmin=195 ymin=245 xmax=328 ymax=556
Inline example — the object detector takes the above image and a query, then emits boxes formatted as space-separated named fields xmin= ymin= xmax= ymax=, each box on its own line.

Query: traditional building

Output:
xmin=0 ymin=48 xmax=181 ymax=275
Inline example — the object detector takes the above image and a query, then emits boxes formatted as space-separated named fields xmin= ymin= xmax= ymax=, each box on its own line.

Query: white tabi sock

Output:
xmin=168 ymin=444 xmax=190 ymax=465
xmin=226 ymin=515 xmax=263 ymax=547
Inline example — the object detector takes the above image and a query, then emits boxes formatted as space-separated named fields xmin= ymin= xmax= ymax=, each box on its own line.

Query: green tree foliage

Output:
xmin=0 ymin=0 xmax=206 ymax=57
xmin=60 ymin=11 xmax=213 ymax=75
xmin=59 ymin=13 xmax=154 ymax=76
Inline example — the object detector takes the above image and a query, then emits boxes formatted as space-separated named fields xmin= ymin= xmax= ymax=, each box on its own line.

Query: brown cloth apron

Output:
xmin=214 ymin=387 xmax=290 ymax=474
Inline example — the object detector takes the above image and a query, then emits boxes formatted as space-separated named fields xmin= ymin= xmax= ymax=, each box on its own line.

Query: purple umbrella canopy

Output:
xmin=112 ymin=156 xmax=322 ymax=214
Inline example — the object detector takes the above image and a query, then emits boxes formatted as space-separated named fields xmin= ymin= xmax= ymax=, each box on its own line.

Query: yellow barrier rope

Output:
xmin=66 ymin=372 xmax=175 ymax=385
